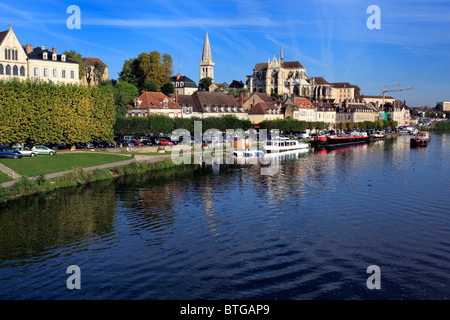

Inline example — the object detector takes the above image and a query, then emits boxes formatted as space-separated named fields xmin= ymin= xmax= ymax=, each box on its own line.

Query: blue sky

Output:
xmin=1 ymin=0 xmax=450 ymax=107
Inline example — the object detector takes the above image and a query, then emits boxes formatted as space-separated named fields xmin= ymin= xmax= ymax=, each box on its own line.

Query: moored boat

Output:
xmin=312 ymin=131 xmax=369 ymax=148
xmin=410 ymin=131 xmax=430 ymax=147
xmin=233 ymin=149 xmax=264 ymax=158
xmin=260 ymin=138 xmax=309 ymax=154
xmin=369 ymin=131 xmax=386 ymax=140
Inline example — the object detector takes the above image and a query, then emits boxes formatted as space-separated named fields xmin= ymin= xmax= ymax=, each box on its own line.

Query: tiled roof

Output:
xmin=171 ymin=91 xmax=246 ymax=113
xmin=294 ymin=97 xmax=315 ymax=109
xmin=248 ymin=102 xmax=279 ymax=115
xmin=311 ymin=77 xmax=330 ymax=85
xmin=82 ymin=57 xmax=108 ymax=67
xmin=330 ymin=82 xmax=357 ymax=89
xmin=254 ymin=61 xmax=304 ymax=71
xmin=132 ymin=91 xmax=181 ymax=110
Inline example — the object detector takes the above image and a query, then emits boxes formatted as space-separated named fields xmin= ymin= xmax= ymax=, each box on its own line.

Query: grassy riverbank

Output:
xmin=0 ymin=157 xmax=183 ymax=204
xmin=0 ymin=153 xmax=131 ymax=177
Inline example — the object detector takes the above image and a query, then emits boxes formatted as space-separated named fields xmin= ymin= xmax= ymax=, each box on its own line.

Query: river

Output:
xmin=0 ymin=134 xmax=449 ymax=300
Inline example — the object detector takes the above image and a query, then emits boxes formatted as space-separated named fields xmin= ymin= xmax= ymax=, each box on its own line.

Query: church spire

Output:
xmin=199 ymin=32 xmax=215 ymax=83
xmin=280 ymin=42 xmax=284 ymax=63
xmin=202 ymin=32 xmax=212 ymax=61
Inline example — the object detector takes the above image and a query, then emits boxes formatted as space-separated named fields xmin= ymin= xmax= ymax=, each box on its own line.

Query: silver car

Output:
xmin=13 ymin=147 xmax=39 ymax=157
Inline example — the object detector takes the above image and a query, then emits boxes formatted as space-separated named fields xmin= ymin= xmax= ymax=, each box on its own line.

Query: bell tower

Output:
xmin=199 ymin=32 xmax=215 ymax=82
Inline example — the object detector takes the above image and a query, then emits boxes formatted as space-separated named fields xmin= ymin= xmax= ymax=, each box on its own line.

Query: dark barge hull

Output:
xmin=312 ymin=136 xmax=370 ymax=148
xmin=410 ymin=139 xmax=429 ymax=147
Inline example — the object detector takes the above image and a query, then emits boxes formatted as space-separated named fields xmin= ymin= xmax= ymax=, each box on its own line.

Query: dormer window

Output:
xmin=43 ymin=52 xmax=48 ymax=60
xmin=61 ymin=55 xmax=66 ymax=62
xmin=53 ymin=54 xmax=57 ymax=61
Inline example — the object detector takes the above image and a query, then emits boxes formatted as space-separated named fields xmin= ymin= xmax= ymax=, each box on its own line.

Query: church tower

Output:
xmin=199 ymin=32 xmax=215 ymax=82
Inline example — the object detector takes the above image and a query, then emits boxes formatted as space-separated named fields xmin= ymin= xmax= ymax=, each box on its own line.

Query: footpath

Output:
xmin=0 ymin=153 xmax=173 ymax=189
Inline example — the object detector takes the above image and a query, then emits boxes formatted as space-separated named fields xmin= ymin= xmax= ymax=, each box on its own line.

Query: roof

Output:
xmin=229 ymin=80 xmax=244 ymax=88
xmin=330 ymin=82 xmax=357 ymax=89
xmin=248 ymin=102 xmax=280 ymax=115
xmin=170 ymin=74 xmax=198 ymax=88
xmin=311 ymin=77 xmax=330 ymax=85
xmin=171 ymin=91 xmax=245 ymax=113
xmin=131 ymin=91 xmax=181 ymax=110
xmin=0 ymin=30 xmax=9 ymax=46
xmin=293 ymin=97 xmax=315 ymax=109
xmin=254 ymin=61 xmax=304 ymax=71
xmin=27 ymin=47 xmax=78 ymax=64
xmin=82 ymin=57 xmax=107 ymax=67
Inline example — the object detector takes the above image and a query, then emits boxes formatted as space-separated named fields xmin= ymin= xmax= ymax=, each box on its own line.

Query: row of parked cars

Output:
xmin=0 ymin=143 xmax=57 ymax=159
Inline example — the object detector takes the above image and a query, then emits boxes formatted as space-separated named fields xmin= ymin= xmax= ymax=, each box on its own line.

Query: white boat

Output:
xmin=233 ymin=149 xmax=264 ymax=158
xmin=260 ymin=138 xmax=309 ymax=154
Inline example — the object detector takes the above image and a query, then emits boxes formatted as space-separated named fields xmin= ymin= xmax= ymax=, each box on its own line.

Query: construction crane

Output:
xmin=379 ymin=84 xmax=414 ymax=105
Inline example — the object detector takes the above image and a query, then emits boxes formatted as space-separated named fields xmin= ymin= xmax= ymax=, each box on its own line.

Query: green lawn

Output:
xmin=0 ymin=172 xmax=13 ymax=183
xmin=0 ymin=152 xmax=131 ymax=177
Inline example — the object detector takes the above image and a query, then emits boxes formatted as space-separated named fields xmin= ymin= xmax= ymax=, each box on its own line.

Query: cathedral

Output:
xmin=245 ymin=45 xmax=312 ymax=98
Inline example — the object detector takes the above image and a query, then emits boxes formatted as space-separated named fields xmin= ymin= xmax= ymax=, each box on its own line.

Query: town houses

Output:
xmin=1 ymin=24 xmax=420 ymax=127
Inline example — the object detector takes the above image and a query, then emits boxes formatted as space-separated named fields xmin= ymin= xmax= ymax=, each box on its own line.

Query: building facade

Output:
xmin=170 ymin=74 xmax=198 ymax=95
xmin=0 ymin=25 xmax=79 ymax=84
xmin=245 ymin=46 xmax=310 ymax=97
xmin=128 ymin=91 xmax=182 ymax=118
xmin=82 ymin=57 xmax=108 ymax=86
xmin=0 ymin=25 xmax=29 ymax=81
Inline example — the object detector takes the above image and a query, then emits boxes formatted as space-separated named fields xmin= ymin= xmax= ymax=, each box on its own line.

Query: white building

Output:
xmin=0 ymin=24 xmax=79 ymax=84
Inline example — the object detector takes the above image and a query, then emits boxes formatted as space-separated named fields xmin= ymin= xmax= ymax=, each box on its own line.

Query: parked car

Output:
xmin=299 ymin=133 xmax=310 ymax=139
xmin=105 ymin=141 xmax=116 ymax=148
xmin=86 ymin=142 xmax=95 ymax=149
xmin=116 ymin=139 xmax=134 ymax=147
xmin=75 ymin=142 xmax=87 ymax=149
xmin=131 ymin=140 xmax=145 ymax=146
xmin=159 ymin=138 xmax=173 ymax=146
xmin=13 ymin=147 xmax=39 ymax=157
xmin=93 ymin=141 xmax=107 ymax=148
xmin=0 ymin=146 xmax=22 ymax=159
xmin=31 ymin=145 xmax=56 ymax=155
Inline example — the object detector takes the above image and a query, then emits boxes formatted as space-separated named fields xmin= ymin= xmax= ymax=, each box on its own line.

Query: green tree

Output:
xmin=161 ymin=82 xmax=175 ymax=95
xmin=142 ymin=79 xmax=159 ymax=92
xmin=199 ymin=77 xmax=213 ymax=91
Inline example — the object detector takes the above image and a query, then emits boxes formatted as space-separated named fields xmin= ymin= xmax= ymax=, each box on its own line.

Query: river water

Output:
xmin=0 ymin=134 xmax=449 ymax=300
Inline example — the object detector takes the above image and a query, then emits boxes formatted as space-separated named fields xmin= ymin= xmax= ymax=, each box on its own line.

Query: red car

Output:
xmin=159 ymin=138 xmax=173 ymax=146
xmin=132 ymin=140 xmax=144 ymax=146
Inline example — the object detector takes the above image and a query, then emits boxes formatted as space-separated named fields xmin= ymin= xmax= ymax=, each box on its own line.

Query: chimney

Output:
xmin=239 ymin=91 xmax=244 ymax=106
xmin=175 ymin=91 xmax=178 ymax=104
xmin=52 ymin=47 xmax=57 ymax=54
xmin=41 ymin=45 xmax=45 ymax=50
xmin=176 ymin=74 xmax=181 ymax=80
xmin=26 ymin=44 xmax=33 ymax=54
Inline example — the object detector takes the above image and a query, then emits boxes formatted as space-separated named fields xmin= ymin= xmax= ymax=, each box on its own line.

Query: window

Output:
xmin=7 ymin=49 xmax=11 ymax=60
xmin=4 ymin=49 xmax=7 ymax=60
xmin=61 ymin=70 xmax=66 ymax=78
xmin=33 ymin=67 xmax=39 ymax=77
xmin=0 ymin=64 xmax=3 ymax=75
xmin=5 ymin=65 xmax=11 ymax=75
xmin=53 ymin=69 xmax=57 ymax=78
xmin=13 ymin=65 xmax=18 ymax=76
xmin=20 ymin=66 xmax=25 ymax=76
xmin=43 ymin=52 xmax=48 ymax=60
xmin=52 ymin=54 xmax=57 ymax=61
xmin=43 ymin=68 xmax=48 ymax=77
xmin=70 ymin=70 xmax=75 ymax=79
xmin=61 ymin=55 xmax=66 ymax=62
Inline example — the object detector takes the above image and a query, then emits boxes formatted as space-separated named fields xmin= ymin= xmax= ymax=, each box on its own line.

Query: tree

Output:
xmin=199 ymin=77 xmax=213 ymax=91
xmin=64 ymin=50 xmax=85 ymax=80
xmin=354 ymin=85 xmax=362 ymax=100
xmin=142 ymin=79 xmax=159 ymax=92
xmin=161 ymin=82 xmax=174 ymax=95
xmin=119 ymin=51 xmax=174 ymax=91
xmin=93 ymin=61 xmax=106 ymax=85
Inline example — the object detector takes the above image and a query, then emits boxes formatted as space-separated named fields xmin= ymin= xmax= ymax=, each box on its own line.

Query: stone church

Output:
xmin=245 ymin=45 xmax=312 ymax=97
